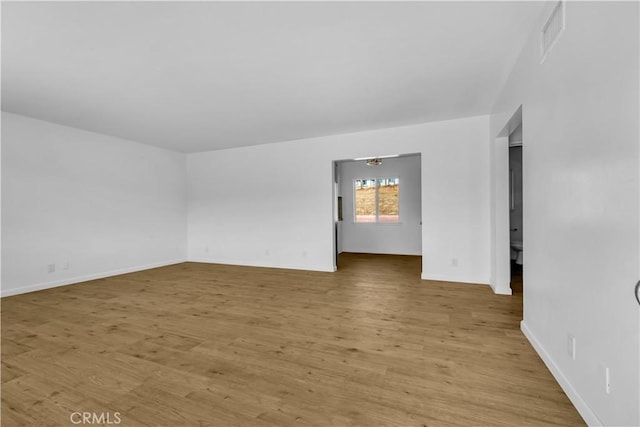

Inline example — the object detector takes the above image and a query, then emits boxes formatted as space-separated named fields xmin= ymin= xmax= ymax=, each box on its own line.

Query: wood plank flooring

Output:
xmin=1 ymin=253 xmax=584 ymax=426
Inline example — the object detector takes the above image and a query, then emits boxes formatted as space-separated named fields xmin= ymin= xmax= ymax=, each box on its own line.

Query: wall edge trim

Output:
xmin=420 ymin=273 xmax=490 ymax=286
xmin=521 ymin=320 xmax=602 ymax=427
xmin=188 ymin=257 xmax=335 ymax=273
xmin=1 ymin=258 xmax=187 ymax=297
xmin=489 ymin=280 xmax=513 ymax=295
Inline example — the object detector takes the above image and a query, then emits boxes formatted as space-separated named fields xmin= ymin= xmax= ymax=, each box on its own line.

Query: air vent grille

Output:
xmin=540 ymin=0 xmax=565 ymax=63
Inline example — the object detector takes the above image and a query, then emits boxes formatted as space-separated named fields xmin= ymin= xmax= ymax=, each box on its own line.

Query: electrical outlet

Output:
xmin=605 ymin=367 xmax=611 ymax=394
xmin=567 ymin=334 xmax=576 ymax=360
xmin=302 ymin=251 xmax=308 ymax=258
xmin=265 ymin=249 xmax=270 ymax=256
xmin=63 ymin=261 xmax=70 ymax=270
xmin=204 ymin=246 xmax=209 ymax=253
xmin=48 ymin=264 xmax=56 ymax=273
xmin=451 ymin=258 xmax=458 ymax=267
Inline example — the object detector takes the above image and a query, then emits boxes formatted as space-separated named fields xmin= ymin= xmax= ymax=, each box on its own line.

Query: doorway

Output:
xmin=332 ymin=154 xmax=422 ymax=272
xmin=509 ymin=125 xmax=523 ymax=296
xmin=491 ymin=105 xmax=522 ymax=295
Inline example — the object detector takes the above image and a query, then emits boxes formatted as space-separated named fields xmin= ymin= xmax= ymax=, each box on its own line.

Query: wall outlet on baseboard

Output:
xmin=567 ymin=334 xmax=576 ymax=360
xmin=47 ymin=263 xmax=56 ymax=273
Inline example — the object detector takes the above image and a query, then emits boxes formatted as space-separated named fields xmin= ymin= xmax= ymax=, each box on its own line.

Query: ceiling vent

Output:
xmin=540 ymin=0 xmax=565 ymax=64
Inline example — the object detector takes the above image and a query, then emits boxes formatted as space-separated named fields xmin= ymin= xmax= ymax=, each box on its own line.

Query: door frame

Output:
xmin=491 ymin=106 xmax=522 ymax=295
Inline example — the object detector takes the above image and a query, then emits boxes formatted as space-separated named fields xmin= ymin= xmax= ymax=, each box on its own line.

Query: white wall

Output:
xmin=490 ymin=2 xmax=639 ymax=425
xmin=187 ymin=115 xmax=490 ymax=284
xmin=1 ymin=112 xmax=187 ymax=296
xmin=339 ymin=155 xmax=421 ymax=255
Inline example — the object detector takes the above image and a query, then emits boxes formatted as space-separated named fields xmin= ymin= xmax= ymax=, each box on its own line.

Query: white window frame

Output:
xmin=353 ymin=177 xmax=400 ymax=224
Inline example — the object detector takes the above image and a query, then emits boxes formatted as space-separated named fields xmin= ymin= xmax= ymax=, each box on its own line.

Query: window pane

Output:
xmin=377 ymin=178 xmax=399 ymax=222
xmin=354 ymin=179 xmax=377 ymax=222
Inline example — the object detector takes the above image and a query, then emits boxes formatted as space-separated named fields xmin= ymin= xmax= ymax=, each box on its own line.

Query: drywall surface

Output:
xmin=188 ymin=115 xmax=490 ymax=284
xmin=339 ymin=155 xmax=421 ymax=255
xmin=509 ymin=123 xmax=522 ymax=144
xmin=1 ymin=112 xmax=187 ymax=296
xmin=490 ymin=2 xmax=639 ymax=425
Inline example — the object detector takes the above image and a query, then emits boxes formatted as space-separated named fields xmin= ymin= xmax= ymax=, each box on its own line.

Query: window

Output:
xmin=354 ymin=178 xmax=399 ymax=223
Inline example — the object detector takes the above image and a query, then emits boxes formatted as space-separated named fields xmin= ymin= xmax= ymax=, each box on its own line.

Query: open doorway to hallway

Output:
xmin=492 ymin=105 xmax=523 ymax=297
xmin=509 ymin=125 xmax=523 ymax=299
xmin=332 ymin=154 xmax=421 ymax=273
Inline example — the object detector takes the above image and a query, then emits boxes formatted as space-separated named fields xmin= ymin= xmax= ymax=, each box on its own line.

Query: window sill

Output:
xmin=353 ymin=221 xmax=404 ymax=225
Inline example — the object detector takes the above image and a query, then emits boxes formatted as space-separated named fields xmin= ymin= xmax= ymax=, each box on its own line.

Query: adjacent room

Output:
xmin=1 ymin=1 xmax=638 ymax=426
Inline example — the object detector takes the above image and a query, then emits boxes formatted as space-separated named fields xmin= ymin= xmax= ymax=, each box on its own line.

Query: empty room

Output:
xmin=1 ymin=1 xmax=639 ymax=426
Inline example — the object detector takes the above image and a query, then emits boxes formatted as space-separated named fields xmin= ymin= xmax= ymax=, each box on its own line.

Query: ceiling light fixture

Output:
xmin=353 ymin=154 xmax=399 ymax=161
xmin=365 ymin=158 xmax=383 ymax=166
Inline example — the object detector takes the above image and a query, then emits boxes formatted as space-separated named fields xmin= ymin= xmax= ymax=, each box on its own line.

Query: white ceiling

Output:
xmin=1 ymin=1 xmax=544 ymax=153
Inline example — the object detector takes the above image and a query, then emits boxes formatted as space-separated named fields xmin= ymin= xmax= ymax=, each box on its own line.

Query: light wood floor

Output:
xmin=1 ymin=254 xmax=584 ymax=426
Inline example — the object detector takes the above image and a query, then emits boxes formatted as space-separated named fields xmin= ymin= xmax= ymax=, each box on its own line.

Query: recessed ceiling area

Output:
xmin=1 ymin=1 xmax=544 ymax=153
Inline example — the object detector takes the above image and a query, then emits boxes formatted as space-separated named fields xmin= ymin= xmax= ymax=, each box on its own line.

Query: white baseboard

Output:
xmin=341 ymin=250 xmax=422 ymax=256
xmin=489 ymin=280 xmax=513 ymax=295
xmin=421 ymin=272 xmax=490 ymax=286
xmin=188 ymin=257 xmax=336 ymax=273
xmin=1 ymin=259 xmax=187 ymax=297
xmin=520 ymin=321 xmax=601 ymax=427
